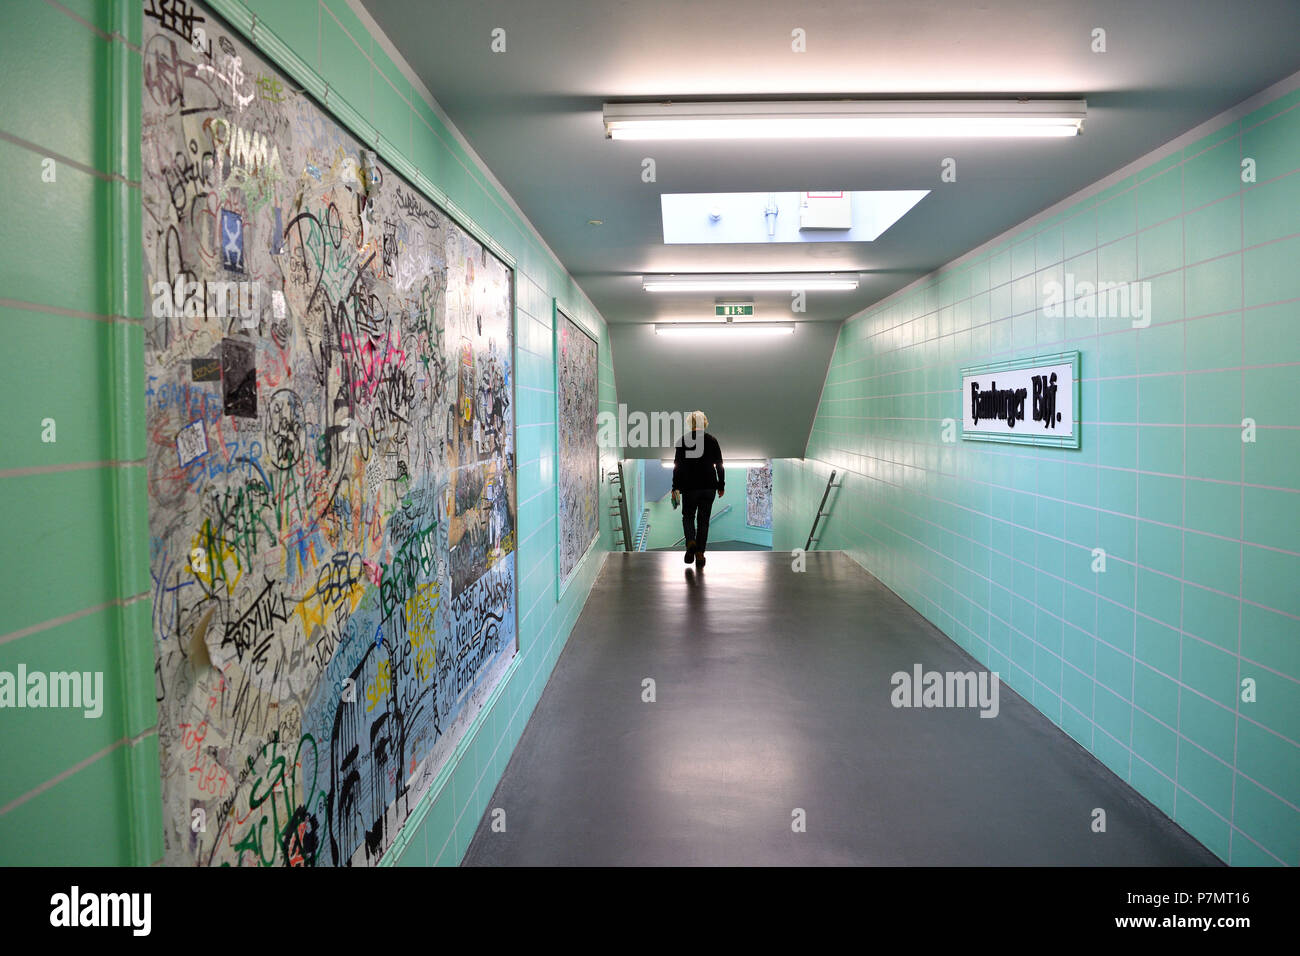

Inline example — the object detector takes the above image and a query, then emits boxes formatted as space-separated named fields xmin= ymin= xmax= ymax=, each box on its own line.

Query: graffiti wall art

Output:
xmin=556 ymin=310 xmax=598 ymax=585
xmin=747 ymin=463 xmax=773 ymax=530
xmin=142 ymin=0 xmax=516 ymax=866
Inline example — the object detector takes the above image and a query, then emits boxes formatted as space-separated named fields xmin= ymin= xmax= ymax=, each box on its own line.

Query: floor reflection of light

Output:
xmin=656 ymin=734 xmax=802 ymax=798
xmin=637 ymin=552 xmax=804 ymax=807
xmin=652 ymin=551 xmax=776 ymax=587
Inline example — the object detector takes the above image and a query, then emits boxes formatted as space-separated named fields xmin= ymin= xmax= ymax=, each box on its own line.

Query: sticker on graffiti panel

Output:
xmin=221 ymin=337 xmax=257 ymax=418
xmin=176 ymin=418 xmax=208 ymax=467
xmin=191 ymin=356 xmax=221 ymax=382
xmin=220 ymin=208 xmax=245 ymax=273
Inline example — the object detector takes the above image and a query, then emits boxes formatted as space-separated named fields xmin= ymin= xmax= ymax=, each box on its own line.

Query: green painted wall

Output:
xmin=775 ymin=82 xmax=1300 ymax=866
xmin=0 ymin=0 xmax=621 ymax=866
xmin=0 ymin=0 xmax=158 ymax=866
xmin=709 ymin=505 xmax=773 ymax=548
xmin=643 ymin=497 xmax=772 ymax=550
xmin=640 ymin=459 xmax=773 ymax=550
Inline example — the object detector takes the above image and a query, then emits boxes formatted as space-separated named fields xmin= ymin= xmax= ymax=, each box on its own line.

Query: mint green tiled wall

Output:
xmin=0 ymin=0 xmax=619 ymax=866
xmin=0 ymin=0 xmax=158 ymax=865
xmin=776 ymin=87 xmax=1300 ymax=866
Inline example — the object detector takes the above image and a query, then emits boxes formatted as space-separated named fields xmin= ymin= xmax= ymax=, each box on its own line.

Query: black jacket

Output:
xmin=672 ymin=430 xmax=724 ymax=492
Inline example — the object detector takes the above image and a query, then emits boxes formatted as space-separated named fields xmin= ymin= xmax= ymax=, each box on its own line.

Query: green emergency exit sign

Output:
xmin=715 ymin=304 xmax=754 ymax=317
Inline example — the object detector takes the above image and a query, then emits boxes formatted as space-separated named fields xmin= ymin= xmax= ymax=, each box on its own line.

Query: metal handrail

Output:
xmin=633 ymin=508 xmax=651 ymax=551
xmin=610 ymin=462 xmax=634 ymax=552
xmin=805 ymin=470 xmax=839 ymax=551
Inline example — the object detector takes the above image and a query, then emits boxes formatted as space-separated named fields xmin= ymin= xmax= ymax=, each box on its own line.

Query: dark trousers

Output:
xmin=682 ymin=489 xmax=716 ymax=553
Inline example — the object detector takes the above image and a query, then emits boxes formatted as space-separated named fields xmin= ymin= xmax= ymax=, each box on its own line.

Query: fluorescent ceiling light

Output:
xmin=604 ymin=99 xmax=1086 ymax=140
xmin=655 ymin=322 xmax=795 ymax=336
xmin=643 ymin=273 xmax=857 ymax=292
xmin=662 ymin=459 xmax=769 ymax=469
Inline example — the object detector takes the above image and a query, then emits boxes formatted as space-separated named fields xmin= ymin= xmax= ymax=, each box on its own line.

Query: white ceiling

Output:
xmin=361 ymin=0 xmax=1300 ymax=457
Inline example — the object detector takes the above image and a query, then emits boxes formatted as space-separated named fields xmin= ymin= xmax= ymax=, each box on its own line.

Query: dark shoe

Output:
xmin=695 ymin=552 xmax=706 ymax=569
xmin=684 ymin=540 xmax=696 ymax=563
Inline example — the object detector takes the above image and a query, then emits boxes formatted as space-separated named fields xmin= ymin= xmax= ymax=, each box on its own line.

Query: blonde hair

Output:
xmin=686 ymin=410 xmax=709 ymax=431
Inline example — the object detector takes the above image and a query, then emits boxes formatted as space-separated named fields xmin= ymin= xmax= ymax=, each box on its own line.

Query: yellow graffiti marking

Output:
xmin=405 ymin=582 xmax=439 ymax=682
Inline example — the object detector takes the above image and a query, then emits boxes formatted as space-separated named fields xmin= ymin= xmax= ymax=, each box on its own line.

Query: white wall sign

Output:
xmin=960 ymin=351 xmax=1080 ymax=448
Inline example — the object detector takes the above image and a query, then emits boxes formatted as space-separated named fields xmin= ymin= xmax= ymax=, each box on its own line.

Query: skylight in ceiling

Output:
xmin=660 ymin=190 xmax=929 ymax=244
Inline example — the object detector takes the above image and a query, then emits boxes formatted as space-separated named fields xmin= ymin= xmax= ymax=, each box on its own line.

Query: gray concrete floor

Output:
xmin=464 ymin=551 xmax=1220 ymax=866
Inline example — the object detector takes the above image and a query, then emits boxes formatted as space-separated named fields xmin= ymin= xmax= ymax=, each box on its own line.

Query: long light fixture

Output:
xmin=643 ymin=273 xmax=858 ymax=292
xmin=604 ymin=99 xmax=1087 ymax=140
xmin=655 ymin=322 xmax=795 ymax=337
xmin=662 ymin=459 xmax=768 ymax=469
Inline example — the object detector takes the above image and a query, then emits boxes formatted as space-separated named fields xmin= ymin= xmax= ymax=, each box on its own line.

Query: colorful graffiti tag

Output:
xmin=142 ymin=0 xmax=516 ymax=865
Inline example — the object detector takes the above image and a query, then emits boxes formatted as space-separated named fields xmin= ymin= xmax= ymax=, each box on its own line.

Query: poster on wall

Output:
xmin=960 ymin=351 xmax=1081 ymax=448
xmin=556 ymin=308 xmax=599 ymax=588
xmin=141 ymin=0 xmax=517 ymax=866
xmin=746 ymin=462 xmax=772 ymax=529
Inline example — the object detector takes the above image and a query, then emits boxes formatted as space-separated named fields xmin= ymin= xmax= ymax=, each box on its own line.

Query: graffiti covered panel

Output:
xmin=747 ymin=463 xmax=773 ymax=529
xmin=557 ymin=312 xmax=598 ymax=584
xmin=142 ymin=0 xmax=516 ymax=865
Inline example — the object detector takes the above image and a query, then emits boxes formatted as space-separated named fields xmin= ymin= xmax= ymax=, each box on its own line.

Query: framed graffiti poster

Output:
xmin=555 ymin=303 xmax=600 ymax=594
xmin=746 ymin=462 xmax=773 ymax=530
xmin=142 ymin=0 xmax=518 ymax=865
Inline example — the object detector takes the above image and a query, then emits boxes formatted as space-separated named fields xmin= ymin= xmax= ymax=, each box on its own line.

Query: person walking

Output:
xmin=671 ymin=410 xmax=724 ymax=569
